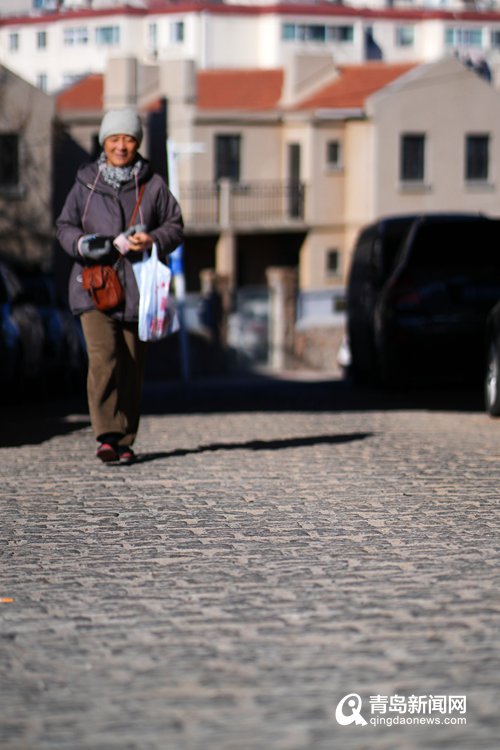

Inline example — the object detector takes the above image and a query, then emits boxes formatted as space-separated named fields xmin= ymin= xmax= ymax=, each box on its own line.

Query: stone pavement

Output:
xmin=1 ymin=376 xmax=499 ymax=750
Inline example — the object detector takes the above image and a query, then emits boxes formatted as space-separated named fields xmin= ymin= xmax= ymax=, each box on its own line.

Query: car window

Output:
xmin=404 ymin=220 xmax=500 ymax=273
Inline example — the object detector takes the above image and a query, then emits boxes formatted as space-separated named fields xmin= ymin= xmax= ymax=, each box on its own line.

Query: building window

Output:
xmin=395 ymin=26 xmax=414 ymax=47
xmin=62 ymin=73 xmax=83 ymax=88
xmin=170 ymin=21 xmax=184 ymax=43
xmin=465 ymin=134 xmax=489 ymax=181
xmin=491 ymin=30 xmax=500 ymax=48
xmin=37 ymin=74 xmax=48 ymax=92
xmin=328 ymin=25 xmax=354 ymax=42
xmin=326 ymin=140 xmax=342 ymax=169
xmin=95 ymin=26 xmax=120 ymax=46
xmin=9 ymin=33 xmax=19 ymax=52
xmin=63 ymin=27 xmax=88 ymax=45
xmin=281 ymin=23 xmax=353 ymax=43
xmin=445 ymin=27 xmax=483 ymax=48
xmin=309 ymin=25 xmax=326 ymax=42
xmin=215 ymin=134 xmax=241 ymax=182
xmin=400 ymin=134 xmax=425 ymax=182
xmin=0 ymin=134 xmax=20 ymax=189
xmin=37 ymin=31 xmax=47 ymax=49
xmin=326 ymin=249 xmax=340 ymax=276
xmin=148 ymin=23 xmax=158 ymax=54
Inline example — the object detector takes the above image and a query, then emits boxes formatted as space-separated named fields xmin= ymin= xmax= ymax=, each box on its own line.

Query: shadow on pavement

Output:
xmin=128 ymin=431 xmax=373 ymax=465
xmin=0 ymin=371 xmax=486 ymax=448
xmin=0 ymin=400 xmax=90 ymax=448
xmin=141 ymin=373 xmax=485 ymax=416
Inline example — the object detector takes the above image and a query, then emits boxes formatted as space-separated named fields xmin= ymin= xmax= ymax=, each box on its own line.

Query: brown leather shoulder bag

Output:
xmin=81 ymin=184 xmax=145 ymax=312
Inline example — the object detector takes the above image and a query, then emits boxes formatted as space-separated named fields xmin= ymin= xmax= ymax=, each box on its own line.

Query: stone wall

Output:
xmin=294 ymin=325 xmax=345 ymax=375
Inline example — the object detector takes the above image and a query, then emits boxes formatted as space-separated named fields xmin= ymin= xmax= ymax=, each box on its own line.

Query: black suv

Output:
xmin=347 ymin=213 xmax=500 ymax=385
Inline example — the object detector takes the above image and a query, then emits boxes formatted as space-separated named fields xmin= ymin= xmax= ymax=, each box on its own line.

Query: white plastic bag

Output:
xmin=133 ymin=244 xmax=178 ymax=342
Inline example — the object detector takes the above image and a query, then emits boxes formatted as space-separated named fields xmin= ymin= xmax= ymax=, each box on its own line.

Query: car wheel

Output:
xmin=485 ymin=338 xmax=500 ymax=416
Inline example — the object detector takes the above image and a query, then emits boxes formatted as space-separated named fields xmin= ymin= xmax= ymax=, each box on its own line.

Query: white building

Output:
xmin=1 ymin=2 xmax=500 ymax=93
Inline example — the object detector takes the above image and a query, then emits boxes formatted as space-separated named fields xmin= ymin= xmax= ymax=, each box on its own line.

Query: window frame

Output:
xmin=170 ymin=20 xmax=185 ymax=44
xmin=95 ymin=25 xmax=120 ymax=47
xmin=465 ymin=133 xmax=489 ymax=182
xmin=326 ymin=248 xmax=341 ymax=277
xmin=63 ymin=26 xmax=88 ymax=46
xmin=491 ymin=29 xmax=500 ymax=48
xmin=0 ymin=133 xmax=20 ymax=192
xmin=37 ymin=30 xmax=47 ymax=50
xmin=445 ymin=27 xmax=483 ymax=48
xmin=326 ymin=140 xmax=342 ymax=170
xmin=395 ymin=25 xmax=415 ymax=48
xmin=36 ymin=73 xmax=48 ymax=92
xmin=9 ymin=32 xmax=19 ymax=52
xmin=215 ymin=134 xmax=241 ymax=183
xmin=148 ymin=22 xmax=158 ymax=53
xmin=400 ymin=133 xmax=426 ymax=184
xmin=281 ymin=22 xmax=353 ymax=43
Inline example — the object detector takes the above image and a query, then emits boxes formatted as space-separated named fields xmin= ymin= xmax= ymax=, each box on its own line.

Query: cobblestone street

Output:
xmin=1 ymin=376 xmax=499 ymax=749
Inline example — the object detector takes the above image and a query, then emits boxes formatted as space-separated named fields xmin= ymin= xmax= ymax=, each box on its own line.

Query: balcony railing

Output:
xmin=178 ymin=180 xmax=306 ymax=231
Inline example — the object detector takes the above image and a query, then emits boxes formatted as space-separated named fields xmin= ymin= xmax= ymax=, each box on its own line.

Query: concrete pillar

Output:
xmin=103 ymin=57 xmax=138 ymax=110
xmin=215 ymin=231 xmax=236 ymax=291
xmin=218 ymin=178 xmax=232 ymax=229
xmin=266 ymin=266 xmax=298 ymax=371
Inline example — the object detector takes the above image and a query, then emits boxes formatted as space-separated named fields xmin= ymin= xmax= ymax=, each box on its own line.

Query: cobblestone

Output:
xmin=0 ymin=379 xmax=499 ymax=749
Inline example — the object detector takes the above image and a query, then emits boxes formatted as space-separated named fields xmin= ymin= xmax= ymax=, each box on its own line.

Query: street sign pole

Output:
xmin=167 ymin=139 xmax=190 ymax=381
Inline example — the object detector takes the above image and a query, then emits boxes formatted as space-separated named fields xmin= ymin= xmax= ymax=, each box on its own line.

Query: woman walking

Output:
xmin=57 ymin=108 xmax=183 ymax=463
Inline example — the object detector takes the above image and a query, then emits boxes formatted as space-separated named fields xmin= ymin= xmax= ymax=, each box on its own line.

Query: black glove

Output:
xmin=78 ymin=234 xmax=113 ymax=260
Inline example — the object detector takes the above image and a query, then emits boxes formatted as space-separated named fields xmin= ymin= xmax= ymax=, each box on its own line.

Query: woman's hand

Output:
xmin=127 ymin=231 xmax=154 ymax=252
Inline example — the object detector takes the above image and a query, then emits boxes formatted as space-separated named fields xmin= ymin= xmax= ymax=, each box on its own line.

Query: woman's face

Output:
xmin=103 ymin=134 xmax=139 ymax=167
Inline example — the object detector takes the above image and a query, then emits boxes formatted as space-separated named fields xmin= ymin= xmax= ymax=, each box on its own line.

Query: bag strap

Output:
xmin=129 ymin=183 xmax=146 ymax=227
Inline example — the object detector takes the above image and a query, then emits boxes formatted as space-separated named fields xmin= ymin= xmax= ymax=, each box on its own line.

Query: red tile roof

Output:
xmin=295 ymin=62 xmax=417 ymax=110
xmin=197 ymin=69 xmax=284 ymax=111
xmin=56 ymin=74 xmax=103 ymax=111
xmin=56 ymin=63 xmax=417 ymax=116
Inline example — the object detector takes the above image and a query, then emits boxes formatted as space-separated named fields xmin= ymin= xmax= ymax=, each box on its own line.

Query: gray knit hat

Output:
xmin=98 ymin=108 xmax=143 ymax=146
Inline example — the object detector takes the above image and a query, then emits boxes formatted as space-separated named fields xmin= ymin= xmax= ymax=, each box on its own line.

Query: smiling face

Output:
xmin=103 ymin=134 xmax=139 ymax=167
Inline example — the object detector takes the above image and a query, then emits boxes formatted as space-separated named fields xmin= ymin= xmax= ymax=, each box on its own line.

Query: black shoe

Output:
xmin=96 ymin=442 xmax=119 ymax=463
xmin=118 ymin=446 xmax=136 ymax=464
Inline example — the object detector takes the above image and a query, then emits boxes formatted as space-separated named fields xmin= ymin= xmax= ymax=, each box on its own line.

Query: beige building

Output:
xmin=0 ymin=63 xmax=55 ymax=268
xmin=296 ymin=55 xmax=500 ymax=290
xmin=56 ymin=54 xmax=500 ymax=299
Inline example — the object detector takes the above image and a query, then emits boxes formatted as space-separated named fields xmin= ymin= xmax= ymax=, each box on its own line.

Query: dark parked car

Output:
xmin=347 ymin=213 xmax=500 ymax=385
xmin=484 ymin=301 xmax=500 ymax=416
xmin=0 ymin=260 xmax=45 ymax=387
xmin=0 ymin=261 xmax=86 ymax=396
xmin=0 ymin=263 xmax=22 ymax=385
xmin=19 ymin=271 xmax=86 ymax=391
xmin=346 ymin=215 xmax=418 ymax=382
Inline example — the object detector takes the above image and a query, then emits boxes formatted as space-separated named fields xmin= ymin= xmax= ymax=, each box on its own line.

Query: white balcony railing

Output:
xmin=179 ymin=179 xmax=306 ymax=231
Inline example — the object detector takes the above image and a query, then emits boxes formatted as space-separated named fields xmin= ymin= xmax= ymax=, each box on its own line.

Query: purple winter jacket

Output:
xmin=56 ymin=157 xmax=184 ymax=321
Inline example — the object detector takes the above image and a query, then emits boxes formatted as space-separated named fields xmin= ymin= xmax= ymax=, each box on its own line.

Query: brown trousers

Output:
xmin=81 ymin=310 xmax=146 ymax=446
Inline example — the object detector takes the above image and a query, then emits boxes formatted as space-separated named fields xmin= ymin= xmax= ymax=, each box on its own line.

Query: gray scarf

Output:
xmin=98 ymin=152 xmax=142 ymax=191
